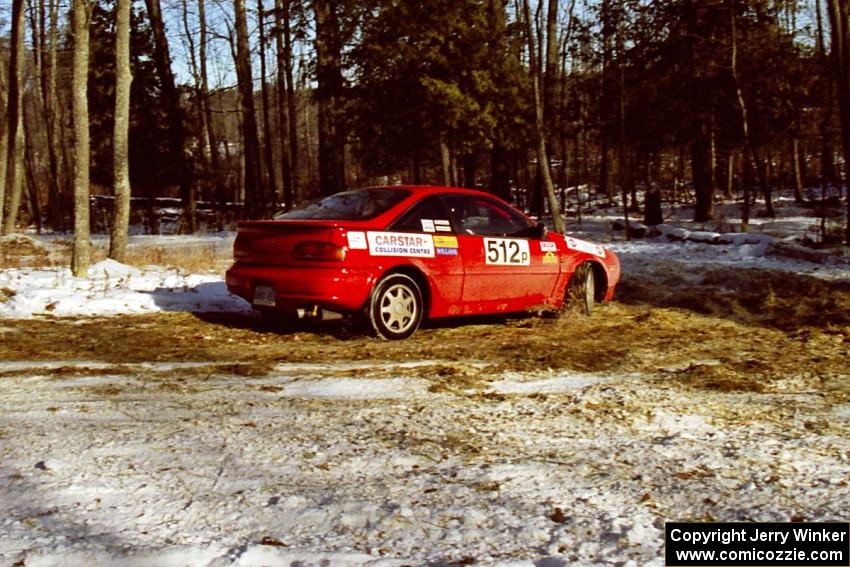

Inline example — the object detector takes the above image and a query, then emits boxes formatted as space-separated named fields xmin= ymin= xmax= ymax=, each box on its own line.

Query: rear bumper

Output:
xmin=225 ymin=263 xmax=375 ymax=313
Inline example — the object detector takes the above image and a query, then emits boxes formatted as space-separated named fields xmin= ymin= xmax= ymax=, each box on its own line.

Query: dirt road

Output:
xmin=1 ymin=263 xmax=848 ymax=565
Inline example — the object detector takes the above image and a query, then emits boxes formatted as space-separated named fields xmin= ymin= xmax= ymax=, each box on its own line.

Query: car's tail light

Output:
xmin=293 ymin=241 xmax=347 ymax=262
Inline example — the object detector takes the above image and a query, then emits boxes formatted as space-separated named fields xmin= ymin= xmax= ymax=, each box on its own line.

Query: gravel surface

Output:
xmin=1 ymin=359 xmax=848 ymax=566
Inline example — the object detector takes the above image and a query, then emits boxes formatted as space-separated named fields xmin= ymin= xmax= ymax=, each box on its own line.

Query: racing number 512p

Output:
xmin=485 ymin=238 xmax=529 ymax=265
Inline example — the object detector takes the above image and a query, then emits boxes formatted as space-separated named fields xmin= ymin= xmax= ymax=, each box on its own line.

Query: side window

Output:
xmin=442 ymin=195 xmax=533 ymax=237
xmin=390 ymin=196 xmax=453 ymax=233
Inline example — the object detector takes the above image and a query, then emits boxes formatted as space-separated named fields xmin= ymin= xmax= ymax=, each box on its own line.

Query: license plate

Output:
xmin=253 ymin=285 xmax=276 ymax=307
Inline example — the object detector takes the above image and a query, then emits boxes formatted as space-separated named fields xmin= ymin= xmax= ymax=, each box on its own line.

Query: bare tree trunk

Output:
xmin=2 ymin=0 xmax=26 ymax=235
xmin=543 ymin=0 xmax=559 ymax=135
xmin=315 ymin=0 xmax=346 ymax=195
xmin=486 ymin=0 xmax=512 ymax=201
xmin=59 ymin=99 xmax=74 ymax=208
xmin=258 ymin=0 xmax=278 ymax=204
xmin=198 ymin=0 xmax=222 ymax=204
xmin=182 ymin=3 xmax=204 ymax=161
xmin=598 ymin=0 xmax=614 ymax=202
xmin=42 ymin=0 xmax=64 ymax=229
xmin=618 ymin=57 xmax=631 ymax=238
xmin=283 ymin=1 xmax=299 ymax=203
xmin=23 ymin=109 xmax=42 ymax=233
xmin=684 ymin=0 xmax=715 ymax=223
xmin=791 ymin=138 xmax=805 ymax=203
xmin=145 ymin=0 xmax=196 ymax=231
xmin=522 ymin=0 xmax=564 ymax=233
xmin=0 ymin=55 xmax=6 ymax=213
xmin=827 ymin=0 xmax=850 ymax=243
xmin=598 ymin=144 xmax=610 ymax=200
xmin=234 ymin=0 xmax=265 ymax=215
xmin=814 ymin=0 xmax=835 ymax=192
xmin=490 ymin=143 xmax=510 ymax=200
xmin=440 ymin=134 xmax=452 ymax=187
xmin=730 ymin=0 xmax=763 ymax=231
xmin=725 ymin=151 xmax=735 ymax=199
xmin=274 ymin=0 xmax=294 ymax=208
xmin=71 ymin=0 xmax=91 ymax=277
xmin=615 ymin=4 xmax=633 ymax=232
xmin=25 ymin=0 xmax=49 ymax=231
xmin=109 ymin=0 xmax=132 ymax=262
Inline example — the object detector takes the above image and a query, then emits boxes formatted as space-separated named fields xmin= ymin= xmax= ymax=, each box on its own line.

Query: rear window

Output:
xmin=276 ymin=188 xmax=411 ymax=220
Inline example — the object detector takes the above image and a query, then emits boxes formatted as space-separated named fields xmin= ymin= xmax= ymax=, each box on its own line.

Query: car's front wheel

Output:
xmin=565 ymin=263 xmax=595 ymax=316
xmin=368 ymin=273 xmax=424 ymax=340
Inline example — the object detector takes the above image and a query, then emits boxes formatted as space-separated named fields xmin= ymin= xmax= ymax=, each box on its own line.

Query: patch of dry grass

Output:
xmin=618 ymin=264 xmax=850 ymax=331
xmin=123 ymin=244 xmax=229 ymax=273
xmin=0 ymin=235 xmax=230 ymax=273
xmin=0 ymin=298 xmax=845 ymax=398
xmin=0 ymin=264 xmax=846 ymax=399
xmin=0 ymin=287 xmax=16 ymax=303
xmin=0 ymin=234 xmax=53 ymax=268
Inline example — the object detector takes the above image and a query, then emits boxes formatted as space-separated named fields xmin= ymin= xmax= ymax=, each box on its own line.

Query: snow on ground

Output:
xmin=4 ymin=234 xmax=842 ymax=320
xmin=1 ymin=359 xmax=847 ymax=566
xmin=2 ymin=199 xmax=848 ymax=320
xmin=1 ymin=194 xmax=849 ymax=565
xmin=608 ymin=239 xmax=850 ymax=283
xmin=0 ymin=258 xmax=251 ymax=318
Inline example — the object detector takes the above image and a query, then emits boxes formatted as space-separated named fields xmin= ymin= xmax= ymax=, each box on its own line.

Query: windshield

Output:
xmin=276 ymin=188 xmax=411 ymax=220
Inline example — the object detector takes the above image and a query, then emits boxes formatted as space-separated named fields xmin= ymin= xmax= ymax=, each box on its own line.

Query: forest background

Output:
xmin=1 ymin=0 xmax=850 ymax=277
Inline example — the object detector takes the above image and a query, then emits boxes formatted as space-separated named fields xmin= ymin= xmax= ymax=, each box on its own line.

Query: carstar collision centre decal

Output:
xmin=367 ymin=232 xmax=436 ymax=257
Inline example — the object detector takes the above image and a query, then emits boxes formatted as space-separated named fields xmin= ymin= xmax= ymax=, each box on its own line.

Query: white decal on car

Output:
xmin=347 ymin=231 xmax=368 ymax=250
xmin=367 ymin=232 xmax=435 ymax=258
xmin=540 ymin=241 xmax=558 ymax=252
xmin=434 ymin=220 xmax=452 ymax=232
xmin=484 ymin=238 xmax=530 ymax=266
xmin=565 ymin=237 xmax=606 ymax=258
xmin=421 ymin=219 xmax=436 ymax=233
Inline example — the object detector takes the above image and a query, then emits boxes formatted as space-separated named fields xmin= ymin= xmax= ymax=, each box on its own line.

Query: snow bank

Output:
xmin=0 ymin=259 xmax=250 ymax=318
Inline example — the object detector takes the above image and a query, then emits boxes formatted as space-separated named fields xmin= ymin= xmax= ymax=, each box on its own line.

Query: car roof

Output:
xmin=371 ymin=185 xmax=502 ymax=200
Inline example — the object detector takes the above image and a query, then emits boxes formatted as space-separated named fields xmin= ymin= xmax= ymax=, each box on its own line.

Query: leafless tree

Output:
xmin=234 ymin=0 xmax=266 ymax=215
xmin=71 ymin=0 xmax=92 ymax=277
xmin=145 ymin=0 xmax=197 ymax=231
xmin=827 ymin=0 xmax=850 ymax=243
xmin=2 ymin=0 xmax=26 ymax=234
xmin=274 ymin=0 xmax=296 ymax=207
xmin=521 ymin=0 xmax=565 ymax=233
xmin=258 ymin=0 xmax=278 ymax=202
xmin=109 ymin=0 xmax=133 ymax=261
xmin=314 ymin=0 xmax=346 ymax=195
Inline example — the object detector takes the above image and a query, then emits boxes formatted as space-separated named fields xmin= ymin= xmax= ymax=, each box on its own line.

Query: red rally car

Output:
xmin=226 ymin=186 xmax=620 ymax=339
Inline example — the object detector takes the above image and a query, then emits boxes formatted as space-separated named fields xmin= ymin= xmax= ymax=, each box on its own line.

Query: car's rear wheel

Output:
xmin=565 ymin=263 xmax=595 ymax=316
xmin=368 ymin=273 xmax=423 ymax=340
